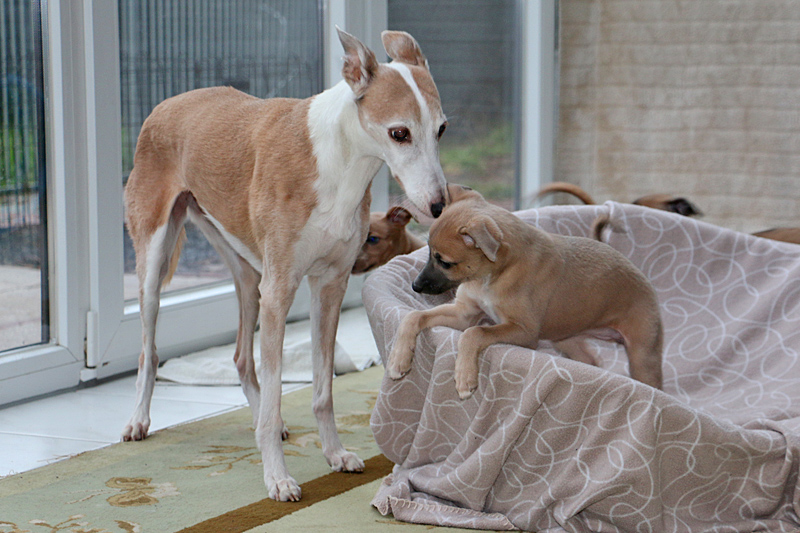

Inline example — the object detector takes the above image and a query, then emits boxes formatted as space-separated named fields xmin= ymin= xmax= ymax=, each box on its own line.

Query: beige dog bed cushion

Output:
xmin=363 ymin=202 xmax=800 ymax=532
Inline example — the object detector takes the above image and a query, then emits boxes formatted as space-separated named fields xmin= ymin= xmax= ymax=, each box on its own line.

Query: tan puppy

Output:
xmin=352 ymin=206 xmax=425 ymax=274
xmin=387 ymin=185 xmax=663 ymax=399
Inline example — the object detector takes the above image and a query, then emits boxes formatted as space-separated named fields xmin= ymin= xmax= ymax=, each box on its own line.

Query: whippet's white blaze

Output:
xmin=122 ymin=28 xmax=447 ymax=502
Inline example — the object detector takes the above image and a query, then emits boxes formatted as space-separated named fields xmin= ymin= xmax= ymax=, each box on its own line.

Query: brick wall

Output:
xmin=556 ymin=0 xmax=800 ymax=233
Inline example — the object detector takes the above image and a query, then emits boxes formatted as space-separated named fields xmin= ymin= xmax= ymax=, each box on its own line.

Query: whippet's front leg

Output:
xmin=256 ymin=275 xmax=301 ymax=502
xmin=309 ymin=273 xmax=364 ymax=473
xmin=455 ymin=323 xmax=535 ymax=400
xmin=387 ymin=302 xmax=482 ymax=379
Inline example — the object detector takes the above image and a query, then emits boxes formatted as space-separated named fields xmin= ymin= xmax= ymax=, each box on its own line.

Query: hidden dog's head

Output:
xmin=412 ymin=184 xmax=504 ymax=294
xmin=352 ymin=206 xmax=417 ymax=274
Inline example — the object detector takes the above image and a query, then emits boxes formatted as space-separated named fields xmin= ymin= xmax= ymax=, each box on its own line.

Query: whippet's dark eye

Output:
xmin=437 ymin=122 xmax=447 ymax=139
xmin=366 ymin=235 xmax=380 ymax=245
xmin=389 ymin=127 xmax=410 ymax=143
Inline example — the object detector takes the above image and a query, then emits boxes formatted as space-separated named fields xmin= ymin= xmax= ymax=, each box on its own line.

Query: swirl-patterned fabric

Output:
xmin=364 ymin=202 xmax=800 ymax=532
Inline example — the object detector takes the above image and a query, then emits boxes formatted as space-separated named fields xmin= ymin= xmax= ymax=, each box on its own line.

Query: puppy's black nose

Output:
xmin=412 ymin=279 xmax=424 ymax=293
xmin=431 ymin=202 xmax=445 ymax=218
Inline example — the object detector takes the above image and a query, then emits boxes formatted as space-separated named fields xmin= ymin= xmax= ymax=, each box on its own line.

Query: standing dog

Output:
xmin=122 ymin=29 xmax=448 ymax=502
xmin=387 ymin=185 xmax=663 ymax=399
xmin=352 ymin=206 xmax=425 ymax=274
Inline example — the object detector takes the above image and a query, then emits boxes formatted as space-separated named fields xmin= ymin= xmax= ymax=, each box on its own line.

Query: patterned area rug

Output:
xmin=0 ymin=366 xmax=459 ymax=532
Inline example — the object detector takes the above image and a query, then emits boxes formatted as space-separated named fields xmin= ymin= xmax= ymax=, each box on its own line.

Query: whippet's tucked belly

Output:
xmin=197 ymin=197 xmax=364 ymax=281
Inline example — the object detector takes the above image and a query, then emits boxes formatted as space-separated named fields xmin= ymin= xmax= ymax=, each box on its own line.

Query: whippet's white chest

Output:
xmin=458 ymin=282 xmax=502 ymax=324
xmin=297 ymin=208 xmax=364 ymax=278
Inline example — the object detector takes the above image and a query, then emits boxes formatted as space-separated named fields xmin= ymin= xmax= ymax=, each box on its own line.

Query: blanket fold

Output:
xmin=365 ymin=203 xmax=800 ymax=532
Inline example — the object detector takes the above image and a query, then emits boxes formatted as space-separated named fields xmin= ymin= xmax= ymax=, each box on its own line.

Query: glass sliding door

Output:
xmin=118 ymin=0 xmax=324 ymax=301
xmin=0 ymin=0 xmax=48 ymax=353
xmin=82 ymin=0 xmax=326 ymax=376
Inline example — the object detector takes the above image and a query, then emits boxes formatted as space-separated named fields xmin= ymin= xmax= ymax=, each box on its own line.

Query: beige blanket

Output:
xmin=363 ymin=202 xmax=800 ymax=532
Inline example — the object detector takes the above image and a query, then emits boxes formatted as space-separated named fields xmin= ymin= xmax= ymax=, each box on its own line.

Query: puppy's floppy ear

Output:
xmin=337 ymin=26 xmax=378 ymax=98
xmin=387 ymin=206 xmax=414 ymax=227
xmin=459 ymin=216 xmax=503 ymax=262
xmin=446 ymin=183 xmax=477 ymax=206
xmin=382 ymin=31 xmax=429 ymax=69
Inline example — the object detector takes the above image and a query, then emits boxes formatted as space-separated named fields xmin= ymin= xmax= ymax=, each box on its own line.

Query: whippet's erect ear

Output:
xmin=459 ymin=216 xmax=503 ymax=262
xmin=381 ymin=30 xmax=429 ymax=69
xmin=337 ymin=26 xmax=379 ymax=98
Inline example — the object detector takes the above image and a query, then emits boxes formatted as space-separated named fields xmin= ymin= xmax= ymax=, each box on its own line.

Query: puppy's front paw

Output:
xmin=387 ymin=337 xmax=415 ymax=380
xmin=266 ymin=475 xmax=302 ymax=502
xmin=454 ymin=361 xmax=478 ymax=400
xmin=386 ymin=360 xmax=410 ymax=380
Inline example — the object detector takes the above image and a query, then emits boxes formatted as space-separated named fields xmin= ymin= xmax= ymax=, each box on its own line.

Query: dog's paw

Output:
xmin=387 ymin=341 xmax=414 ymax=379
xmin=266 ymin=475 xmax=302 ymax=502
xmin=328 ymin=450 xmax=365 ymax=473
xmin=454 ymin=368 xmax=478 ymax=400
xmin=121 ymin=420 xmax=149 ymax=441
xmin=456 ymin=386 xmax=477 ymax=400
xmin=385 ymin=360 xmax=411 ymax=380
xmin=281 ymin=423 xmax=290 ymax=441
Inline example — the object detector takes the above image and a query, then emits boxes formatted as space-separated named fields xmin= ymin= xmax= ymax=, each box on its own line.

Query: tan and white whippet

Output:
xmin=122 ymin=28 xmax=448 ymax=502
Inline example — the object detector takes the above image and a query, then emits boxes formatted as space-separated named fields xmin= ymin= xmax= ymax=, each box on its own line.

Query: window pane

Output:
xmin=388 ymin=0 xmax=519 ymax=210
xmin=119 ymin=0 xmax=323 ymax=301
xmin=0 ymin=0 xmax=49 ymax=353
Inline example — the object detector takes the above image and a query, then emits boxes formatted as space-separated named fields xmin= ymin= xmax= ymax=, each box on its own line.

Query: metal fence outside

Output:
xmin=0 ymin=0 xmax=46 ymax=268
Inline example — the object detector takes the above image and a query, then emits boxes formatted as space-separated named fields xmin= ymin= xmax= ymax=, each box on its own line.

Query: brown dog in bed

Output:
xmin=386 ymin=184 xmax=664 ymax=398
xmin=351 ymin=206 xmax=425 ymax=274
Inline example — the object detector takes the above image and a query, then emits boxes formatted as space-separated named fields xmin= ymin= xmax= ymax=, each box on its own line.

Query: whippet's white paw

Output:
xmin=328 ymin=450 xmax=365 ymax=473
xmin=266 ymin=475 xmax=302 ymax=502
xmin=121 ymin=419 xmax=150 ymax=441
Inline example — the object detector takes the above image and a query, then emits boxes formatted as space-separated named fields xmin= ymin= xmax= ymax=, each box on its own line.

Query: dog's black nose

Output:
xmin=412 ymin=279 xmax=424 ymax=293
xmin=431 ymin=202 xmax=445 ymax=218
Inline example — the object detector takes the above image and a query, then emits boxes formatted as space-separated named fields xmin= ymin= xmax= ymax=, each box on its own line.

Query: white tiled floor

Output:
xmin=0 ymin=305 xmax=380 ymax=478
xmin=0 ymin=368 xmax=309 ymax=477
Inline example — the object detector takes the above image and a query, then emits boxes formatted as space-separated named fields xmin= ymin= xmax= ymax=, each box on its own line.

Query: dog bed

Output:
xmin=363 ymin=202 xmax=800 ymax=532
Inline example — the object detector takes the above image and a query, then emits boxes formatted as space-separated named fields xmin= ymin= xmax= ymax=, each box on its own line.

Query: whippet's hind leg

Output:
xmin=184 ymin=205 xmax=272 ymax=433
xmin=122 ymin=190 xmax=192 ymax=441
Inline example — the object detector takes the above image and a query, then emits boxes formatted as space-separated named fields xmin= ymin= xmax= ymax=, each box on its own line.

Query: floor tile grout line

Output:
xmin=0 ymin=431 xmax=113 ymax=444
